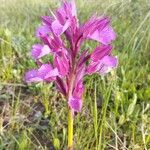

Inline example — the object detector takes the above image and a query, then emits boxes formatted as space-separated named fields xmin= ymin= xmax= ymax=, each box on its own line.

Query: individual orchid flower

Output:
xmin=87 ymin=45 xmax=118 ymax=75
xmin=25 ymin=1 xmax=118 ymax=149
xmin=80 ymin=16 xmax=116 ymax=45
xmin=31 ymin=44 xmax=52 ymax=59
xmin=25 ymin=64 xmax=59 ymax=82
xmin=54 ymin=50 xmax=70 ymax=76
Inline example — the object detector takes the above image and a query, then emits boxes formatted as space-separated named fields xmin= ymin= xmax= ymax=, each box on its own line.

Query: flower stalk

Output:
xmin=67 ymin=64 xmax=75 ymax=149
xmin=68 ymin=108 xmax=73 ymax=150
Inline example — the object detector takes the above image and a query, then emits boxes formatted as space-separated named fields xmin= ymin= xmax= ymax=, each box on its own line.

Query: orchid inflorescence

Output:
xmin=25 ymin=0 xmax=117 ymax=112
xmin=25 ymin=0 xmax=117 ymax=148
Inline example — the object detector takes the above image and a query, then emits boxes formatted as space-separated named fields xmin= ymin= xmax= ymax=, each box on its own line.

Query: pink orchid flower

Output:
xmin=25 ymin=0 xmax=117 ymax=112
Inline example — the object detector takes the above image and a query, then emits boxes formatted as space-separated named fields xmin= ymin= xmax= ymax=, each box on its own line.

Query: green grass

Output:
xmin=0 ymin=0 xmax=150 ymax=149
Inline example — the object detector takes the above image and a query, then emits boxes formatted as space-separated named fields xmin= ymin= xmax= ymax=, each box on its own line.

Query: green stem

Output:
xmin=68 ymin=108 xmax=73 ymax=150
xmin=67 ymin=63 xmax=75 ymax=150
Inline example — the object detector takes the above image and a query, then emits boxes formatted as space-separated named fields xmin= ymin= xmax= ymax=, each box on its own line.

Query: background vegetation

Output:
xmin=0 ymin=0 xmax=150 ymax=149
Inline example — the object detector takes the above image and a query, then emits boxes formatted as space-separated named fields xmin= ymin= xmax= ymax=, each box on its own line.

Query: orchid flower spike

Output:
xmin=25 ymin=0 xmax=117 ymax=113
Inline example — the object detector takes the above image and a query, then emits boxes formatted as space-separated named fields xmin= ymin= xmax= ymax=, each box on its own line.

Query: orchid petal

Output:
xmin=36 ymin=25 xmax=51 ymax=38
xmin=81 ymin=16 xmax=116 ymax=44
xmin=54 ymin=51 xmax=70 ymax=76
xmin=73 ymin=80 xmax=84 ymax=99
xmin=75 ymin=65 xmax=86 ymax=87
xmin=91 ymin=45 xmax=112 ymax=62
xmin=98 ymin=55 xmax=118 ymax=74
xmin=68 ymin=97 xmax=82 ymax=112
xmin=55 ymin=76 xmax=68 ymax=96
xmin=45 ymin=68 xmax=59 ymax=78
xmin=41 ymin=16 xmax=54 ymax=26
xmin=78 ymin=50 xmax=90 ymax=67
xmin=38 ymin=64 xmax=59 ymax=79
xmin=82 ymin=17 xmax=109 ymax=38
xmin=51 ymin=20 xmax=64 ymax=36
xmin=25 ymin=70 xmax=43 ymax=82
xmin=87 ymin=55 xmax=118 ymax=75
xmin=88 ymin=25 xmax=116 ymax=45
xmin=71 ymin=0 xmax=77 ymax=17
xmin=31 ymin=44 xmax=51 ymax=59
xmin=87 ymin=61 xmax=100 ymax=75
xmin=51 ymin=19 xmax=71 ymax=36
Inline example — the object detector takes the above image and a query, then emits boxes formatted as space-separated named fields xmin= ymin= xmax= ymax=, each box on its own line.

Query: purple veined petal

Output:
xmin=62 ymin=0 xmax=77 ymax=17
xmin=62 ymin=19 xmax=71 ymax=32
xmin=51 ymin=20 xmax=64 ymax=36
xmin=38 ymin=35 xmax=50 ymax=46
xmin=88 ymin=25 xmax=116 ymax=45
xmin=54 ymin=56 xmax=68 ymax=76
xmin=63 ymin=0 xmax=77 ymax=18
xmin=46 ymin=34 xmax=63 ymax=52
xmin=54 ymin=0 xmax=78 ymax=42
xmin=41 ymin=45 xmax=52 ymax=56
xmin=87 ymin=29 xmax=99 ymax=41
xmin=44 ymin=76 xmax=57 ymax=82
xmin=41 ymin=16 xmax=54 ymax=26
xmin=36 ymin=25 xmax=51 ymax=38
xmin=63 ymin=16 xmax=79 ymax=45
xmin=80 ymin=16 xmax=97 ymax=37
xmin=76 ymin=17 xmax=109 ymax=48
xmin=25 ymin=64 xmax=57 ymax=83
xmin=73 ymin=79 xmax=84 ymax=99
xmin=75 ymin=65 xmax=86 ymax=87
xmin=98 ymin=55 xmax=118 ymax=74
xmin=25 ymin=69 xmax=43 ymax=83
xmin=54 ymin=51 xmax=70 ymax=76
xmin=56 ymin=0 xmax=77 ymax=25
xmin=31 ymin=44 xmax=51 ymax=59
xmin=86 ymin=61 xmax=100 ymax=75
xmin=55 ymin=76 xmax=68 ymax=96
xmin=91 ymin=45 xmax=112 ymax=62
xmin=70 ymin=16 xmax=79 ymax=32
xmin=87 ymin=55 xmax=118 ymax=75
xmin=38 ymin=64 xmax=53 ymax=78
xmin=81 ymin=16 xmax=109 ymax=38
xmin=70 ymin=0 xmax=77 ymax=17
xmin=77 ymin=49 xmax=89 ymax=67
xmin=31 ymin=44 xmax=42 ymax=59
xmin=99 ymin=25 xmax=116 ymax=45
xmin=51 ymin=19 xmax=71 ymax=36
xmin=55 ymin=9 xmax=66 ymax=25
xmin=101 ymin=55 xmax=118 ymax=67
xmin=45 ymin=68 xmax=59 ymax=78
xmin=41 ymin=35 xmax=61 ymax=53
xmin=68 ymin=96 xmax=82 ymax=112
xmin=82 ymin=16 xmax=116 ymax=44
xmin=38 ymin=64 xmax=59 ymax=80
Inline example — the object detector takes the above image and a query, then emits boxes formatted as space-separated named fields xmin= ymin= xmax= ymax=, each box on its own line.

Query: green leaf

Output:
xmin=53 ymin=138 xmax=60 ymax=150
xmin=119 ymin=114 xmax=125 ymax=125
xmin=127 ymin=93 xmax=137 ymax=117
